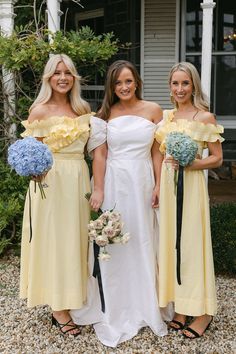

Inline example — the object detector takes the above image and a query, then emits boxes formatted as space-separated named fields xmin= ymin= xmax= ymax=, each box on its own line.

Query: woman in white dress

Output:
xmin=71 ymin=60 xmax=172 ymax=347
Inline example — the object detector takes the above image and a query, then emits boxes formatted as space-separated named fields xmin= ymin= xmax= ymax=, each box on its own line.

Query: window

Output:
xmin=75 ymin=8 xmax=104 ymax=34
xmin=75 ymin=9 xmax=105 ymax=111
xmin=184 ymin=0 xmax=236 ymax=120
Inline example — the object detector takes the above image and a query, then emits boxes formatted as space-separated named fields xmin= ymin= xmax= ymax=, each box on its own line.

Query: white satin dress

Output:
xmin=71 ymin=116 xmax=172 ymax=347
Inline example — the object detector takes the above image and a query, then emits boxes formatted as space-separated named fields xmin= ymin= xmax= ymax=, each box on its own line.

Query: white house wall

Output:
xmin=142 ymin=0 xmax=178 ymax=107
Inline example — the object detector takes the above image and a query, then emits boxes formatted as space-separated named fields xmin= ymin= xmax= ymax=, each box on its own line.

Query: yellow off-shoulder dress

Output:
xmin=155 ymin=109 xmax=224 ymax=316
xmin=20 ymin=114 xmax=92 ymax=311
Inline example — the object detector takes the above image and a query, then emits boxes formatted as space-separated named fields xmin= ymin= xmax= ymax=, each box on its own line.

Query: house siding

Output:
xmin=143 ymin=0 xmax=177 ymax=107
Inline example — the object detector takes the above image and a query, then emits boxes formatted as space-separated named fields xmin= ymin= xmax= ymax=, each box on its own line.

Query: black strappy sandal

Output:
xmin=182 ymin=317 xmax=213 ymax=339
xmin=52 ymin=315 xmax=81 ymax=337
xmin=169 ymin=319 xmax=185 ymax=331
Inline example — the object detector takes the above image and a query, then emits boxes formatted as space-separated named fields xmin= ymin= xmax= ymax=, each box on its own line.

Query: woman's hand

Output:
xmin=89 ymin=190 xmax=104 ymax=212
xmin=164 ymin=155 xmax=179 ymax=170
xmin=31 ymin=172 xmax=48 ymax=183
xmin=152 ymin=186 xmax=160 ymax=208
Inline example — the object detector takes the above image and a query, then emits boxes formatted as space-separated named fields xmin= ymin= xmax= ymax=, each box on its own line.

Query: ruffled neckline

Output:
xmin=155 ymin=109 xmax=224 ymax=153
xmin=21 ymin=113 xmax=92 ymax=152
xmin=165 ymin=109 xmax=223 ymax=130
xmin=21 ymin=113 xmax=92 ymax=128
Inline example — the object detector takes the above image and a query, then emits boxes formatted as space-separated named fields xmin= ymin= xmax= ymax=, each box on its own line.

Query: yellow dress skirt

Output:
xmin=19 ymin=114 xmax=92 ymax=311
xmin=155 ymin=110 xmax=224 ymax=316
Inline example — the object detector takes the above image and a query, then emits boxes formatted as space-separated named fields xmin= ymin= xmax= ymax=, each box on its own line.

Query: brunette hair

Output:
xmin=97 ymin=60 xmax=142 ymax=120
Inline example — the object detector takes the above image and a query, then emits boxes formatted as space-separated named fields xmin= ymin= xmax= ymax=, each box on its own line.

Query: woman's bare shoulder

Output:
xmin=142 ymin=100 xmax=163 ymax=123
xmin=196 ymin=110 xmax=216 ymax=125
xmin=28 ymin=104 xmax=49 ymax=122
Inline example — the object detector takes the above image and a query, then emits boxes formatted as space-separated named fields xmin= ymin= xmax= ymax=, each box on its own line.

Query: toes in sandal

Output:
xmin=52 ymin=315 xmax=81 ymax=337
xmin=182 ymin=317 xmax=213 ymax=339
xmin=169 ymin=319 xmax=185 ymax=331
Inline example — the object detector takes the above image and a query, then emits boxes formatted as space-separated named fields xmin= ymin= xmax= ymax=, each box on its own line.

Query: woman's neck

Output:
xmin=116 ymin=97 xmax=140 ymax=110
xmin=176 ymin=102 xmax=196 ymax=113
xmin=50 ymin=93 xmax=70 ymax=106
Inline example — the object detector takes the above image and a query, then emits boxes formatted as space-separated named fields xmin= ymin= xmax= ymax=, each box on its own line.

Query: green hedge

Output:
xmin=211 ymin=202 xmax=236 ymax=275
xmin=0 ymin=160 xmax=28 ymax=255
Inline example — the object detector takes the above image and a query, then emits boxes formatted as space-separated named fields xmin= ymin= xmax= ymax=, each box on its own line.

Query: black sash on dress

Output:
xmin=176 ymin=165 xmax=184 ymax=285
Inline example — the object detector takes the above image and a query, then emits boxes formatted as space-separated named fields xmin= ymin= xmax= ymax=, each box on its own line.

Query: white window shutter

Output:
xmin=143 ymin=0 xmax=177 ymax=108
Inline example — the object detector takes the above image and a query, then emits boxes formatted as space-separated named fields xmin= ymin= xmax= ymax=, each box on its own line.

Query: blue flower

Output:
xmin=165 ymin=132 xmax=198 ymax=166
xmin=8 ymin=137 xmax=53 ymax=176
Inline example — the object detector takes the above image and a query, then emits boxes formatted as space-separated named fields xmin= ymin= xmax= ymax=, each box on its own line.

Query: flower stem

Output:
xmin=38 ymin=181 xmax=46 ymax=199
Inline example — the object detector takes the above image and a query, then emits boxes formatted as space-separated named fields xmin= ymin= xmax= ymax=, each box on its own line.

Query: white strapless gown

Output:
xmin=71 ymin=116 xmax=172 ymax=347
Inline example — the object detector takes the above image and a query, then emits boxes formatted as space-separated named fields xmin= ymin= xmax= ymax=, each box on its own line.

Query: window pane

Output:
xmin=186 ymin=55 xmax=236 ymax=116
xmin=186 ymin=0 xmax=236 ymax=53
xmin=186 ymin=0 xmax=203 ymax=52
xmin=214 ymin=55 xmax=236 ymax=115
xmin=217 ymin=1 xmax=236 ymax=52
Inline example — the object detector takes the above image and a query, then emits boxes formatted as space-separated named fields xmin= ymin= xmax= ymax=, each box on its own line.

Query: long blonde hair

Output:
xmin=169 ymin=62 xmax=209 ymax=111
xmin=30 ymin=54 xmax=91 ymax=115
xmin=97 ymin=60 xmax=143 ymax=121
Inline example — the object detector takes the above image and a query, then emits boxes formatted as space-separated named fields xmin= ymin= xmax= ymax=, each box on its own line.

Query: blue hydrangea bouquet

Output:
xmin=8 ymin=136 xmax=53 ymax=199
xmin=165 ymin=131 xmax=198 ymax=192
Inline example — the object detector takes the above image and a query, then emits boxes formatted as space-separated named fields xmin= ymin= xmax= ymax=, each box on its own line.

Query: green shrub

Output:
xmin=0 ymin=160 xmax=28 ymax=255
xmin=211 ymin=202 xmax=236 ymax=275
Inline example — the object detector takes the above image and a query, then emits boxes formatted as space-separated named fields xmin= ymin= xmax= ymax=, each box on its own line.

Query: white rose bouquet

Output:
xmin=85 ymin=193 xmax=130 ymax=260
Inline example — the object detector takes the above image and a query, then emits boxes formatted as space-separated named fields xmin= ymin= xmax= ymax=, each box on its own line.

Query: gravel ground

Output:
xmin=0 ymin=255 xmax=235 ymax=354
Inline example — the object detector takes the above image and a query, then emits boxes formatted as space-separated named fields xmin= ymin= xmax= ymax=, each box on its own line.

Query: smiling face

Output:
xmin=49 ymin=61 xmax=74 ymax=95
xmin=170 ymin=70 xmax=194 ymax=106
xmin=114 ymin=67 xmax=137 ymax=102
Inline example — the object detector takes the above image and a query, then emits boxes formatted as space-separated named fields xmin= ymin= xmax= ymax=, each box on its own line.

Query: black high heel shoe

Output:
xmin=52 ymin=315 xmax=81 ymax=337
xmin=182 ymin=316 xmax=213 ymax=339
xmin=168 ymin=315 xmax=189 ymax=331
xmin=169 ymin=319 xmax=185 ymax=331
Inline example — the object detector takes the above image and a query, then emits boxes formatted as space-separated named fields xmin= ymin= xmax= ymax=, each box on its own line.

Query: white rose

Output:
xmin=113 ymin=221 xmax=122 ymax=234
xmin=108 ymin=211 xmax=121 ymax=223
xmin=103 ymin=211 xmax=111 ymax=218
xmin=93 ymin=219 xmax=104 ymax=230
xmin=88 ymin=221 xmax=95 ymax=231
xmin=121 ymin=232 xmax=130 ymax=244
xmin=98 ymin=251 xmax=111 ymax=261
xmin=99 ymin=213 xmax=108 ymax=224
xmin=111 ymin=236 xmax=122 ymax=244
xmin=88 ymin=229 xmax=97 ymax=241
xmin=96 ymin=235 xmax=108 ymax=247
xmin=103 ymin=225 xmax=116 ymax=239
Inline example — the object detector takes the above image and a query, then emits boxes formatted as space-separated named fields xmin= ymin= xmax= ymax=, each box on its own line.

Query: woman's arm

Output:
xmin=89 ymin=142 xmax=107 ymax=211
xmin=187 ymin=112 xmax=223 ymax=171
xmin=186 ymin=140 xmax=223 ymax=171
xmin=151 ymin=140 xmax=164 ymax=208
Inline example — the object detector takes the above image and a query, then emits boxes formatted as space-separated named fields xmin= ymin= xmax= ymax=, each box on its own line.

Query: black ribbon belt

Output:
xmin=29 ymin=185 xmax=33 ymax=243
xmin=93 ymin=242 xmax=105 ymax=313
xmin=176 ymin=165 xmax=184 ymax=285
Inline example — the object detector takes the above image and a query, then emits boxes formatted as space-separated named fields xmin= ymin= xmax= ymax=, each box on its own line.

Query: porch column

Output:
xmin=46 ymin=0 xmax=62 ymax=41
xmin=200 ymin=0 xmax=216 ymax=178
xmin=0 ymin=0 xmax=17 ymax=138
xmin=200 ymin=0 xmax=216 ymax=98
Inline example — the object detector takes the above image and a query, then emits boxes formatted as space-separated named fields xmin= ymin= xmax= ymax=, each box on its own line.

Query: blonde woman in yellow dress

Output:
xmin=20 ymin=54 xmax=106 ymax=336
xmin=155 ymin=62 xmax=224 ymax=339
